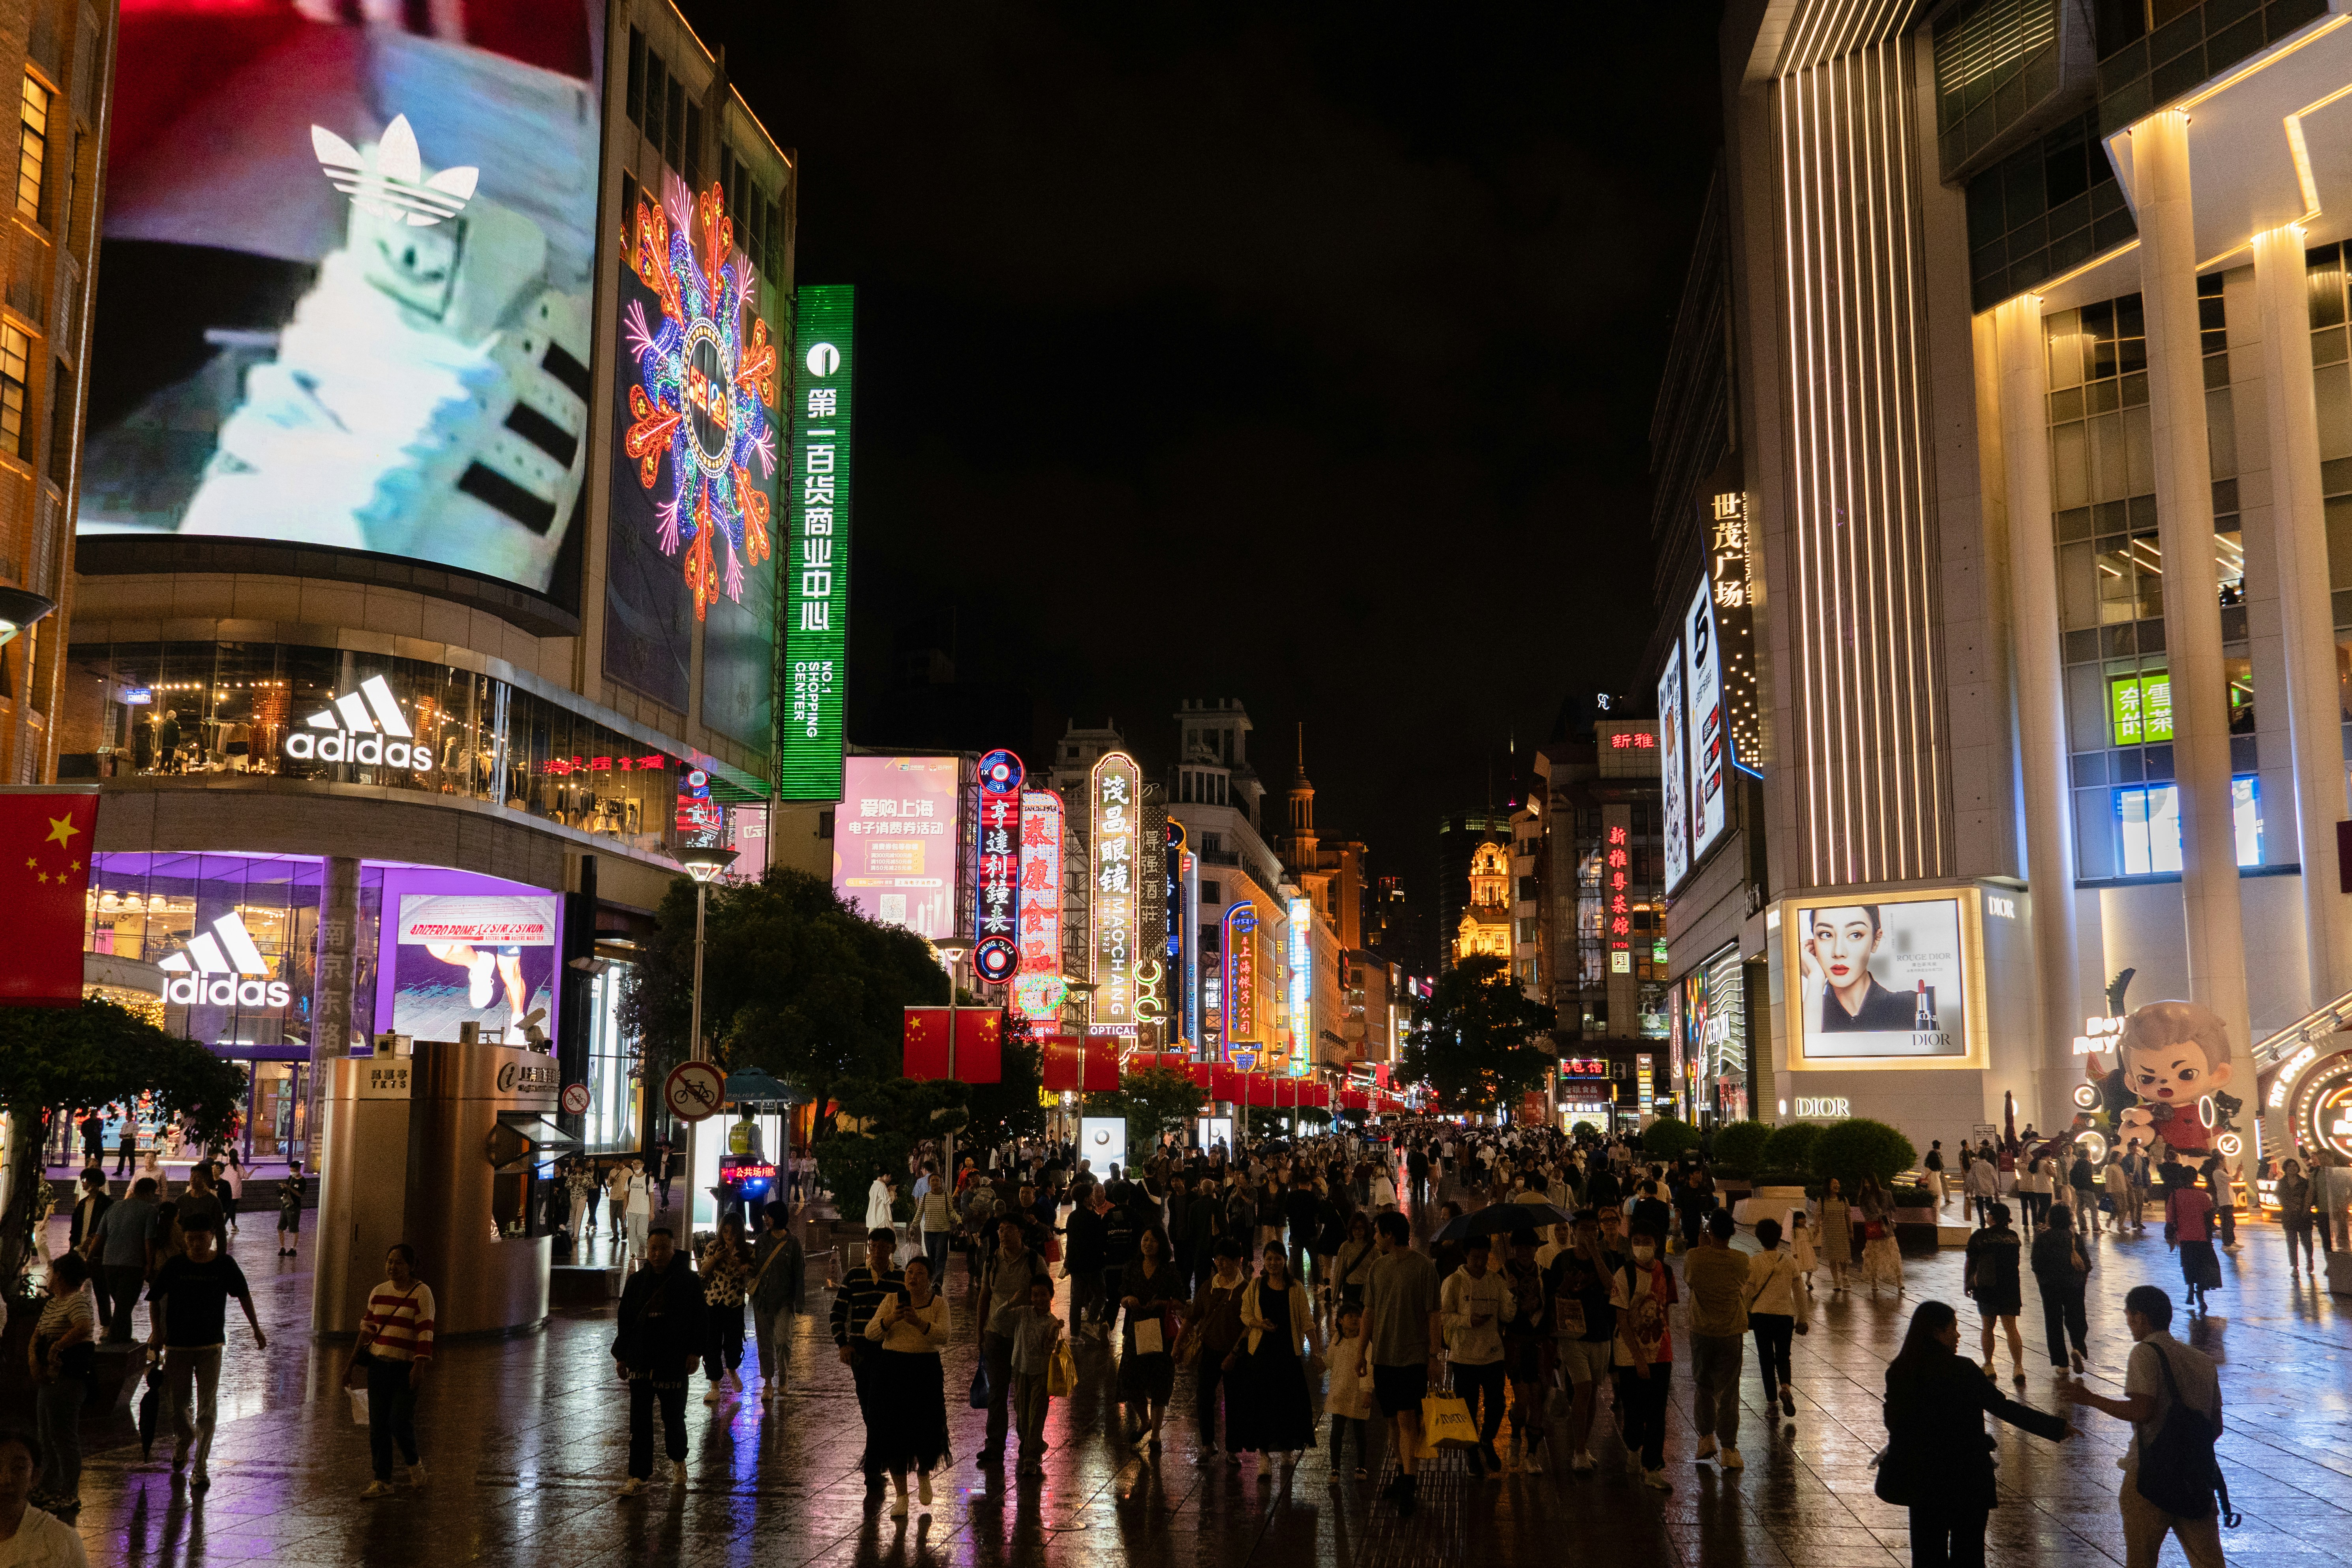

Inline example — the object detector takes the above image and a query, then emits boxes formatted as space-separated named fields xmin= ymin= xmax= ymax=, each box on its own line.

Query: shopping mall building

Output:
xmin=1655 ymin=0 xmax=2352 ymax=1165
xmin=45 ymin=0 xmax=791 ymax=1165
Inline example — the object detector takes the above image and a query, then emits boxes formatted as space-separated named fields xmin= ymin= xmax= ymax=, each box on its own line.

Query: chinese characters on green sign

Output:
xmin=782 ymin=285 xmax=854 ymax=799
xmin=2109 ymin=671 xmax=2172 ymax=746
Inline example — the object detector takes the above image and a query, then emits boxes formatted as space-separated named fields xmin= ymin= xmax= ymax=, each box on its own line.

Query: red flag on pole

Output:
xmin=1082 ymin=1033 xmax=1120 ymax=1092
xmin=0 ymin=789 xmax=98 ymax=1004
xmin=1040 ymin=1033 xmax=1086 ymax=1092
xmin=902 ymin=1008 xmax=1005 ymax=1083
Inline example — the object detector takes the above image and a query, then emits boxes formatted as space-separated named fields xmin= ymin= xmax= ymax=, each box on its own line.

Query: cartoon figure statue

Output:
xmin=2110 ymin=1000 xmax=2241 ymax=1160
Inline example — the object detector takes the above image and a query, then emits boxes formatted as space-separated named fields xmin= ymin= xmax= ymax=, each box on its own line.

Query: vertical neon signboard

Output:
xmin=1013 ymin=788 xmax=1064 ymax=1022
xmin=972 ymin=749 xmax=1023 ymax=983
xmin=1288 ymin=895 xmax=1312 ymax=1076
xmin=1224 ymin=901 xmax=1258 ymax=1051
xmin=1182 ymin=848 xmax=1200 ymax=1057
xmin=1090 ymin=752 xmax=1140 ymax=1030
xmin=782 ymin=284 xmax=854 ymax=799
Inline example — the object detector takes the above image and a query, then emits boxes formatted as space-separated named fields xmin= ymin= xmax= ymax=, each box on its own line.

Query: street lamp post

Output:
xmin=930 ymin=939 xmax=972 ymax=1185
xmin=674 ymin=844 xmax=737 ymax=1237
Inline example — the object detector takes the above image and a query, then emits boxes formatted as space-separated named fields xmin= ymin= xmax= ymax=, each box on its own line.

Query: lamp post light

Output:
xmin=674 ymin=844 xmax=737 ymax=1234
xmin=931 ymin=938 xmax=972 ymax=1184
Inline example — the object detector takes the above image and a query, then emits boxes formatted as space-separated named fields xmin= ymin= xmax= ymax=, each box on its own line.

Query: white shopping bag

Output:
xmin=1133 ymin=1316 xmax=1164 ymax=1356
xmin=349 ymin=1387 xmax=370 ymax=1426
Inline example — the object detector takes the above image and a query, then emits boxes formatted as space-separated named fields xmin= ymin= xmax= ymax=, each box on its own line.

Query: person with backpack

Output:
xmin=2062 ymin=1284 xmax=2226 ymax=1568
xmin=976 ymin=1216 xmax=1050 ymax=1469
xmin=1879 ymin=1300 xmax=2074 ymax=1566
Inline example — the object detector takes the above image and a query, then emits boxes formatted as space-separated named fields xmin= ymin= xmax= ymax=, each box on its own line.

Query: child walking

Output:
xmin=1789 ymin=1211 xmax=1817 ymax=1290
xmin=1007 ymin=1274 xmax=1064 ymax=1478
xmin=1325 ymin=1302 xmax=1374 ymax=1479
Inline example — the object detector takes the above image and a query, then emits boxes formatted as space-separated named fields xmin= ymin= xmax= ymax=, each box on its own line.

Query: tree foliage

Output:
xmin=0 ymin=998 xmax=249 ymax=1293
xmin=622 ymin=867 xmax=949 ymax=1117
xmin=816 ymin=1075 xmax=970 ymax=1209
xmin=1711 ymin=1119 xmax=1773 ymax=1172
xmin=962 ymin=1030 xmax=1047 ymax=1152
xmin=1811 ymin=1118 xmax=1918 ymax=1191
xmin=1640 ymin=1115 xmax=1702 ymax=1160
xmin=1759 ymin=1120 xmax=1825 ymax=1174
xmin=1396 ymin=955 xmax=1556 ymax=1113
xmin=1090 ymin=1065 xmax=1206 ymax=1151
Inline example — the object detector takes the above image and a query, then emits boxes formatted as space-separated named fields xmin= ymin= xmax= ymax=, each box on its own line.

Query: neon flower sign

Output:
xmin=622 ymin=180 xmax=779 ymax=621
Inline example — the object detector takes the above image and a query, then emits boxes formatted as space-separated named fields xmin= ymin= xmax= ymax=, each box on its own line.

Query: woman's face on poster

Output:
xmin=1808 ymin=907 xmax=1881 ymax=997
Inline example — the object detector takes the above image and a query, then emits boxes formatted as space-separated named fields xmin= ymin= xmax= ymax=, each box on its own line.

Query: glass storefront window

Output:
xmin=60 ymin=641 xmax=743 ymax=860
xmin=583 ymin=962 xmax=642 ymax=1155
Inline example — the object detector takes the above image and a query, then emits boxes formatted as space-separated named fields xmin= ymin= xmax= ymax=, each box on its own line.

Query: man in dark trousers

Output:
xmin=1099 ymin=1181 xmax=1140 ymax=1332
xmin=613 ymin=1226 xmax=703 ymax=1495
xmin=78 ymin=1107 xmax=103 ymax=1170
xmin=829 ymin=1227 xmax=904 ymax=1493
xmin=1406 ymin=1143 xmax=1431 ymax=1200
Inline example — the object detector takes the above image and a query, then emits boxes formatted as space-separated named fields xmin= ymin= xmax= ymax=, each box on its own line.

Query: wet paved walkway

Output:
xmin=47 ymin=1186 xmax=2352 ymax=1567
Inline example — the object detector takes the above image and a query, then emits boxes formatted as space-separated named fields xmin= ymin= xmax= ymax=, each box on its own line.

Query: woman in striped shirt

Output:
xmin=349 ymin=1244 xmax=435 ymax=1497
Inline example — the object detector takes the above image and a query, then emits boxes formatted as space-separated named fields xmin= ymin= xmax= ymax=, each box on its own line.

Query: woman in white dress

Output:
xmin=865 ymin=1172 xmax=898 ymax=1234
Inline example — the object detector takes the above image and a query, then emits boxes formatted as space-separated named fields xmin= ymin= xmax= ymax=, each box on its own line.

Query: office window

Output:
xmin=45 ymin=356 xmax=68 ymax=480
xmin=1200 ymin=882 xmax=1221 ymax=904
xmin=626 ymin=27 xmax=645 ymax=128
xmin=0 ymin=322 xmax=29 ymax=458
xmin=17 ymin=74 xmax=48 ymax=223
xmin=2113 ymin=776 xmax=2260 ymax=876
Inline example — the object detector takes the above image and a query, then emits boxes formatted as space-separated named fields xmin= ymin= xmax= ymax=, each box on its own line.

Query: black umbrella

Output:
xmin=1434 ymin=1200 xmax=1572 ymax=1244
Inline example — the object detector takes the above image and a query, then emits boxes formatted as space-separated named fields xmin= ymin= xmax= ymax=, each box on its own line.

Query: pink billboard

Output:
xmin=834 ymin=756 xmax=963 ymax=939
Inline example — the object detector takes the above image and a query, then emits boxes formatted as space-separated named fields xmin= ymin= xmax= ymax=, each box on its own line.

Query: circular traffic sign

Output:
xmin=561 ymin=1082 xmax=591 ymax=1116
xmin=664 ymin=1060 xmax=726 ymax=1122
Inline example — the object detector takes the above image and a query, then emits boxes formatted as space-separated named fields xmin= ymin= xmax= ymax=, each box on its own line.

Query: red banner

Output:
xmin=1083 ymin=1033 xmax=1120 ymax=1092
xmin=1340 ymin=1090 xmax=1367 ymax=1110
xmin=1040 ymin=1032 xmax=1084 ymax=1092
xmin=901 ymin=1007 xmax=1004 ymax=1083
xmin=1188 ymin=1062 xmax=1215 ymax=1091
xmin=0 ymin=790 xmax=97 ymax=1004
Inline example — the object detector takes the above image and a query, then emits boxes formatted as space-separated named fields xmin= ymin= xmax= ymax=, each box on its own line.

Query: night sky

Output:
xmin=681 ymin=3 xmax=1725 ymax=906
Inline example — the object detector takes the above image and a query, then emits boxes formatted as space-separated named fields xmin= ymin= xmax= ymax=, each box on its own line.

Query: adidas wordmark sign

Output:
xmin=282 ymin=675 xmax=433 ymax=771
xmin=158 ymin=912 xmax=293 ymax=1007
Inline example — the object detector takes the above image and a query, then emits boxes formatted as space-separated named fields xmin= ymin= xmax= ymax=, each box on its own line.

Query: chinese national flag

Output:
xmin=901 ymin=1008 xmax=1003 ymax=1083
xmin=1082 ymin=1033 xmax=1119 ymax=1092
xmin=1210 ymin=1065 xmax=1240 ymax=1104
xmin=0 ymin=790 xmax=97 ymax=1004
xmin=1040 ymin=1033 xmax=1084 ymax=1092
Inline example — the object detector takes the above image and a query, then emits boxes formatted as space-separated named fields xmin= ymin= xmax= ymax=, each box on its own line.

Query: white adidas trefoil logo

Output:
xmin=282 ymin=675 xmax=435 ymax=773
xmin=159 ymin=912 xmax=293 ymax=1008
xmin=311 ymin=113 xmax=479 ymax=228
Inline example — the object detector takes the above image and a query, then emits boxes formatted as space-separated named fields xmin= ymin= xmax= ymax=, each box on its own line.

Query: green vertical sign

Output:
xmin=781 ymin=285 xmax=854 ymax=800
xmin=2108 ymin=671 xmax=2172 ymax=747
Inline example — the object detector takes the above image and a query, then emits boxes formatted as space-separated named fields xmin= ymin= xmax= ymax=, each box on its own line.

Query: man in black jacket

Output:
xmin=613 ymin=1227 xmax=703 ymax=1495
xmin=66 ymin=1170 xmax=113 ymax=1326
xmin=1099 ymin=1182 xmax=1140 ymax=1331
xmin=829 ymin=1227 xmax=904 ymax=1491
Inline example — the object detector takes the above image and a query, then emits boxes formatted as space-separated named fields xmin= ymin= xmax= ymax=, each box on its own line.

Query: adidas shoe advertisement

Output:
xmin=81 ymin=5 xmax=600 ymax=604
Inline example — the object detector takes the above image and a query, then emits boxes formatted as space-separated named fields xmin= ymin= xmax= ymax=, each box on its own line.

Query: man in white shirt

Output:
xmin=2061 ymin=1285 xmax=2224 ymax=1568
xmin=621 ymin=1159 xmax=654 ymax=1264
xmin=0 ymin=1429 xmax=86 ymax=1567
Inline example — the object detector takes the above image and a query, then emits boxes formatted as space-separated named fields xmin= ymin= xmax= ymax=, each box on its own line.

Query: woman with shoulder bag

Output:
xmin=29 ymin=1251 xmax=98 ymax=1519
xmin=350 ymin=1243 xmax=435 ymax=1497
xmin=1744 ymin=1217 xmax=1810 ymax=1421
xmin=1879 ymin=1300 xmax=2072 ymax=1568
xmin=1857 ymin=1174 xmax=1905 ymax=1300
xmin=750 ymin=1201 xmax=805 ymax=1400
xmin=864 ymin=1255 xmax=951 ymax=1518
xmin=1225 ymin=1241 xmax=1322 ymax=1475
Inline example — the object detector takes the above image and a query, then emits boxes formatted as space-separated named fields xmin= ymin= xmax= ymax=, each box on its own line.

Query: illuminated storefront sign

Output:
xmin=781 ymin=284 xmax=855 ymax=799
xmin=835 ymin=756 xmax=960 ymax=939
xmin=1707 ymin=491 xmax=1760 ymax=772
xmin=157 ymin=912 xmax=294 ymax=1008
xmin=1685 ymin=580 xmax=1727 ymax=864
xmin=2109 ymin=671 xmax=2173 ymax=746
xmin=1090 ymin=752 xmax=1141 ymax=1029
xmin=1658 ymin=643 xmax=1689 ymax=891
xmin=1288 ymin=895 xmax=1311 ymax=1076
xmin=973 ymin=750 xmax=1023 ymax=983
xmin=1606 ymin=822 xmax=1633 ymax=970
xmin=1013 ymin=788 xmax=1064 ymax=1022
xmin=1224 ymin=901 xmax=1258 ymax=1047
xmin=281 ymin=675 xmax=432 ymax=771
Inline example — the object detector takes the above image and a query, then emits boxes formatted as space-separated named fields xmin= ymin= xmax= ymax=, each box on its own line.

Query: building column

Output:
xmin=304 ymin=854 xmax=361 ymax=1166
xmin=2250 ymin=225 xmax=2352 ymax=1009
xmin=2130 ymin=109 xmax=2251 ymax=1052
xmin=1992 ymin=296 xmax=2083 ymax=1116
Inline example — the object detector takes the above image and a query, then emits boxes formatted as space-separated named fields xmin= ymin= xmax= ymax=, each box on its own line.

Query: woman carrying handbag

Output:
xmin=348 ymin=1244 xmax=434 ymax=1498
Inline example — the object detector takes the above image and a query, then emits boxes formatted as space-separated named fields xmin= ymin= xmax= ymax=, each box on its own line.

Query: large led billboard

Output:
xmin=1685 ymin=581 xmax=1727 ymax=866
xmin=373 ymin=867 xmax=562 ymax=1050
xmin=1658 ymin=645 xmax=1690 ymax=892
xmin=607 ymin=174 xmax=781 ymax=718
xmin=833 ymin=756 xmax=962 ymax=939
xmin=82 ymin=8 xmax=604 ymax=608
xmin=1782 ymin=890 xmax=1984 ymax=1067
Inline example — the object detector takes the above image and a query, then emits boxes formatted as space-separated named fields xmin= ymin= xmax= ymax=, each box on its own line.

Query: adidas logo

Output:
xmin=281 ymin=675 xmax=435 ymax=772
xmin=158 ymin=913 xmax=293 ymax=1008
xmin=311 ymin=113 xmax=479 ymax=228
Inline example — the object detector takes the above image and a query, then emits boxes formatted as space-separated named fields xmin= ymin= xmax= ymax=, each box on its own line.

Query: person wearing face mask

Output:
xmin=1544 ymin=1209 xmax=1619 ymax=1472
xmin=1610 ymin=1225 xmax=1679 ymax=1490
xmin=1440 ymin=1234 xmax=1517 ymax=1478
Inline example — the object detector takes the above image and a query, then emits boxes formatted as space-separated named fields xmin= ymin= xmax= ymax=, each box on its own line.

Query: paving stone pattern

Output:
xmin=49 ymin=1184 xmax=2352 ymax=1567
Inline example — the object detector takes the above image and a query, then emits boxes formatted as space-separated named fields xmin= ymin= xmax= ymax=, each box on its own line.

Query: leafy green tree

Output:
xmin=1640 ymin=1115 xmax=1702 ymax=1161
xmin=1759 ymin=1120 xmax=1825 ymax=1175
xmin=816 ymin=1075 xmax=970 ymax=1210
xmin=623 ymin=867 xmax=949 ymax=1121
xmin=1090 ymin=1064 xmax=1206 ymax=1153
xmin=0 ymin=999 xmax=248 ymax=1293
xmin=1711 ymin=1119 xmax=1773 ymax=1172
xmin=1811 ymin=1118 xmax=1918 ymax=1191
xmin=962 ymin=1031 xmax=1047 ymax=1153
xmin=1396 ymin=955 xmax=1556 ymax=1114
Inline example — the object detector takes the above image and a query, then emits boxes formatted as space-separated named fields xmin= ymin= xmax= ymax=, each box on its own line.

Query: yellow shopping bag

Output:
xmin=1046 ymin=1338 xmax=1078 ymax=1399
xmin=1418 ymin=1392 xmax=1479 ymax=1455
